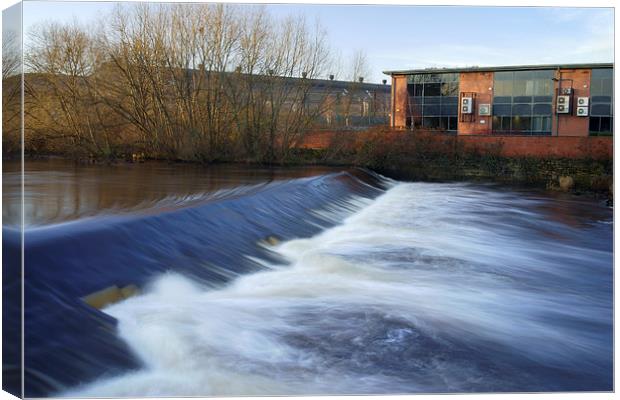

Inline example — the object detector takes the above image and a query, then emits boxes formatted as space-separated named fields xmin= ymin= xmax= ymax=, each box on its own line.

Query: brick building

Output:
xmin=384 ymin=63 xmax=613 ymax=136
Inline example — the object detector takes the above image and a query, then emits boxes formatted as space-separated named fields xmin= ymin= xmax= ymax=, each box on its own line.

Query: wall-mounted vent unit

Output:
xmin=576 ymin=106 xmax=589 ymax=117
xmin=577 ymin=97 xmax=589 ymax=106
xmin=556 ymin=95 xmax=570 ymax=114
xmin=478 ymin=104 xmax=491 ymax=116
xmin=461 ymin=97 xmax=473 ymax=114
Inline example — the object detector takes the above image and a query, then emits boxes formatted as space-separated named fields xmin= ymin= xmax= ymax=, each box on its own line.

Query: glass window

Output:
xmin=600 ymin=117 xmax=612 ymax=133
xmin=534 ymin=96 xmax=552 ymax=103
xmin=424 ymin=96 xmax=441 ymax=104
xmin=406 ymin=72 xmax=460 ymax=131
xmin=495 ymin=71 xmax=513 ymax=81
xmin=589 ymin=117 xmax=600 ymax=132
xmin=512 ymin=116 xmax=531 ymax=131
xmin=441 ymin=82 xmax=458 ymax=96
xmin=449 ymin=117 xmax=458 ymax=130
xmin=441 ymin=104 xmax=457 ymax=115
xmin=423 ymin=117 xmax=440 ymax=129
xmin=592 ymin=95 xmax=612 ymax=103
xmin=424 ymin=83 xmax=441 ymax=96
xmin=513 ymin=104 xmax=532 ymax=116
xmin=494 ymin=96 xmax=512 ymax=104
xmin=501 ymin=116 xmax=511 ymax=131
xmin=513 ymin=96 xmax=532 ymax=103
xmin=533 ymin=104 xmax=552 ymax=115
xmin=493 ymin=104 xmax=512 ymax=116
xmin=532 ymin=116 xmax=551 ymax=132
xmin=423 ymin=105 xmax=441 ymax=115
xmin=493 ymin=69 xmax=554 ymax=135
xmin=589 ymin=68 xmax=613 ymax=135
xmin=591 ymin=104 xmax=612 ymax=116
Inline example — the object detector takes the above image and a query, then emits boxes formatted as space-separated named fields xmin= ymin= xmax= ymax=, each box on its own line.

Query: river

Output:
xmin=2 ymin=159 xmax=613 ymax=396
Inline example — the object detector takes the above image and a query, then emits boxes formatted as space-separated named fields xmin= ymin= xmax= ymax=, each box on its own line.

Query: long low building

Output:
xmin=384 ymin=63 xmax=613 ymax=136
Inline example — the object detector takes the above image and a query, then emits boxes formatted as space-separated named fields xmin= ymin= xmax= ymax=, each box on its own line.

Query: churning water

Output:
xmin=2 ymin=161 xmax=613 ymax=396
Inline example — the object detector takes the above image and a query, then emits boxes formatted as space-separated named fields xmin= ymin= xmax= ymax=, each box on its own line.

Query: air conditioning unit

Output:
xmin=478 ymin=103 xmax=491 ymax=116
xmin=577 ymin=97 xmax=589 ymax=106
xmin=461 ymin=97 xmax=473 ymax=114
xmin=559 ymin=87 xmax=573 ymax=95
xmin=556 ymin=95 xmax=570 ymax=114
xmin=576 ymin=106 xmax=589 ymax=117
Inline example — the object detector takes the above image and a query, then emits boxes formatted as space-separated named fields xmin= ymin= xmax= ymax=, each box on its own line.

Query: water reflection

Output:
xmin=3 ymin=159 xmax=341 ymax=226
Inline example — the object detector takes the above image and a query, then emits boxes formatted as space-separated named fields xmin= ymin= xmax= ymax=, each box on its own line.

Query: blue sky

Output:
xmin=13 ymin=1 xmax=616 ymax=82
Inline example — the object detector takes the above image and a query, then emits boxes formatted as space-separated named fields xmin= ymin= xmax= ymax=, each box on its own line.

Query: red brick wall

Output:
xmin=392 ymin=75 xmax=408 ymax=128
xmin=457 ymin=134 xmax=611 ymax=159
xmin=458 ymin=72 xmax=494 ymax=135
xmin=298 ymin=129 xmax=612 ymax=160
xmin=553 ymin=68 xmax=591 ymax=137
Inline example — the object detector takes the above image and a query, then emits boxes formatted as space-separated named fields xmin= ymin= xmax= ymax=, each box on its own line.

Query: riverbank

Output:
xmin=12 ymin=142 xmax=614 ymax=204
xmin=293 ymin=128 xmax=614 ymax=200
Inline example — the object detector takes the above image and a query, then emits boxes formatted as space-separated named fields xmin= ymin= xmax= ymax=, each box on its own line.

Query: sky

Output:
xmin=4 ymin=1 xmax=615 ymax=83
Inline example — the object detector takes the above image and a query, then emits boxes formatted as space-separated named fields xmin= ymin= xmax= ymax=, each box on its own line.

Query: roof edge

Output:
xmin=383 ymin=62 xmax=614 ymax=76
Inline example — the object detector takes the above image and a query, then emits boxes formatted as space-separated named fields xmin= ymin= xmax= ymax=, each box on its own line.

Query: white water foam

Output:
xmin=63 ymin=182 xmax=612 ymax=396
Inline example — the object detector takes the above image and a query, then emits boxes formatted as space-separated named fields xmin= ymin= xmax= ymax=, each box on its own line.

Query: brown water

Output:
xmin=2 ymin=158 xmax=341 ymax=226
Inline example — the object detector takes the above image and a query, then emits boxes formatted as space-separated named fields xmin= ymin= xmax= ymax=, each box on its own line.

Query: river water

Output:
xmin=2 ymin=159 xmax=613 ymax=396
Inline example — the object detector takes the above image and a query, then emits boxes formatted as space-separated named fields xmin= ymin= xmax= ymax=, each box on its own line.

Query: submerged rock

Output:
xmin=82 ymin=284 xmax=140 ymax=309
xmin=259 ymin=235 xmax=280 ymax=246
xmin=559 ymin=176 xmax=575 ymax=192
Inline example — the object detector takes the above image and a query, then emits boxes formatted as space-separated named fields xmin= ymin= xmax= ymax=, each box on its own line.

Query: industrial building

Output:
xmin=384 ymin=63 xmax=613 ymax=136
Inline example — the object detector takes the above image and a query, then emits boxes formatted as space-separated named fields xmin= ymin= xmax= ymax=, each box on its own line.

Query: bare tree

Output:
xmin=21 ymin=3 xmax=337 ymax=163
xmin=2 ymin=30 xmax=22 ymax=155
xmin=25 ymin=20 xmax=117 ymax=157
xmin=349 ymin=49 xmax=370 ymax=82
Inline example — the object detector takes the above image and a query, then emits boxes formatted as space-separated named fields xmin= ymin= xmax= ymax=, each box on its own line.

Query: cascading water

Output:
xmin=3 ymin=160 xmax=612 ymax=396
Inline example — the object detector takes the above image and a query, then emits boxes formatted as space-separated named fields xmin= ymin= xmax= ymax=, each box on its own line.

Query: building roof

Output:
xmin=383 ymin=62 xmax=614 ymax=76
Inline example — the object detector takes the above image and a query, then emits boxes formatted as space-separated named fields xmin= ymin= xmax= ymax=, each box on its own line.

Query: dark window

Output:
xmin=449 ymin=117 xmax=458 ymax=131
xmin=589 ymin=116 xmax=600 ymax=132
xmin=413 ymin=116 xmax=423 ymax=128
xmin=409 ymin=103 xmax=423 ymax=116
xmin=512 ymin=116 xmax=531 ymax=131
xmin=405 ymin=72 xmax=460 ymax=131
xmin=441 ymin=104 xmax=457 ymax=116
xmin=423 ymin=117 xmax=440 ymax=129
xmin=424 ymin=83 xmax=441 ymax=96
xmin=415 ymin=85 xmax=424 ymax=96
xmin=591 ymin=104 xmax=611 ymax=116
xmin=513 ymin=96 xmax=532 ymax=103
xmin=534 ymin=96 xmax=553 ymax=103
xmin=423 ymin=105 xmax=441 ymax=115
xmin=501 ymin=116 xmax=511 ymax=131
xmin=494 ymin=96 xmax=512 ymax=104
xmin=493 ymin=103 xmax=512 ymax=116
xmin=589 ymin=68 xmax=613 ymax=136
xmin=512 ymin=104 xmax=532 ymax=116
xmin=532 ymin=104 xmax=552 ymax=115
xmin=493 ymin=69 xmax=553 ymax=134
xmin=592 ymin=95 xmax=612 ymax=103
xmin=532 ymin=116 xmax=551 ymax=132
xmin=441 ymin=82 xmax=458 ymax=96
xmin=424 ymin=96 xmax=441 ymax=104
xmin=600 ymin=117 xmax=612 ymax=133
